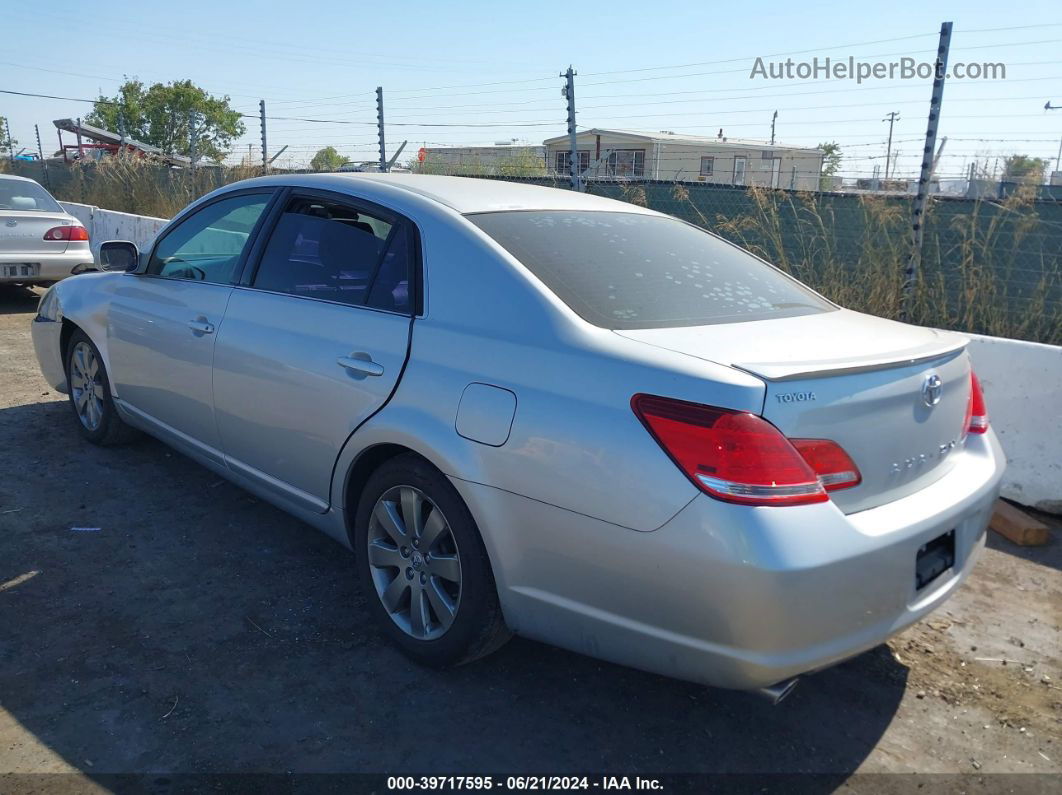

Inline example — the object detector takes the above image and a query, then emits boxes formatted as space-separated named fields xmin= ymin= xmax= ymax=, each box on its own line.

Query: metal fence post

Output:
xmin=188 ymin=111 xmax=198 ymax=176
xmin=900 ymin=21 xmax=952 ymax=322
xmin=377 ymin=87 xmax=387 ymax=173
xmin=561 ymin=66 xmax=581 ymax=191
xmin=5 ymin=117 xmax=14 ymax=165
xmin=259 ymin=100 xmax=269 ymax=173
xmin=35 ymin=124 xmax=50 ymax=188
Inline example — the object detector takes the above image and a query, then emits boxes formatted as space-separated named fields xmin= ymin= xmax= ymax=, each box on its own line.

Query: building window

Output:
xmin=604 ymin=149 xmax=645 ymax=178
xmin=733 ymin=156 xmax=748 ymax=186
xmin=555 ymin=150 xmax=590 ymax=174
xmin=700 ymin=156 xmax=715 ymax=176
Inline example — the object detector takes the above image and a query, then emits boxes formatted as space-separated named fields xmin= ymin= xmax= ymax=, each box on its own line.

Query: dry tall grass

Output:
xmin=704 ymin=186 xmax=1061 ymax=345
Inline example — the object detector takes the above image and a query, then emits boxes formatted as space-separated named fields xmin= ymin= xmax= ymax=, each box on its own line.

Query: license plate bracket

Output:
xmin=1 ymin=263 xmax=40 ymax=278
xmin=916 ymin=529 xmax=955 ymax=590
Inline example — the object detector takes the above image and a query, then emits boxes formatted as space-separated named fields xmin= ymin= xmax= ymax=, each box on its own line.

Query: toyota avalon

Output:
xmin=31 ymin=174 xmax=1004 ymax=701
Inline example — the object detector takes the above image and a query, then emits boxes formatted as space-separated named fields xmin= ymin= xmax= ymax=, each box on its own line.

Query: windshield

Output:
xmin=468 ymin=211 xmax=834 ymax=330
xmin=0 ymin=178 xmax=63 ymax=212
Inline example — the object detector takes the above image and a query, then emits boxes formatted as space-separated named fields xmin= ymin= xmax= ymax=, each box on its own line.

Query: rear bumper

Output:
xmin=457 ymin=429 xmax=1004 ymax=690
xmin=0 ymin=249 xmax=95 ymax=283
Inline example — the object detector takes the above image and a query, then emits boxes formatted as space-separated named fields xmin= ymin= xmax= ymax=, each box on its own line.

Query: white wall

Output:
xmin=60 ymin=202 xmax=168 ymax=263
xmin=965 ymin=334 xmax=1062 ymax=514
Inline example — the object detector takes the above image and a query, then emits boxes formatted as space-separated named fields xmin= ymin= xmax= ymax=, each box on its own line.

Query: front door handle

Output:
xmin=337 ymin=355 xmax=384 ymax=377
xmin=187 ymin=319 xmax=214 ymax=335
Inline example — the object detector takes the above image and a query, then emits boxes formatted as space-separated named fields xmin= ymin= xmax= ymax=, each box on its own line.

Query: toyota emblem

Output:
xmin=921 ymin=374 xmax=943 ymax=407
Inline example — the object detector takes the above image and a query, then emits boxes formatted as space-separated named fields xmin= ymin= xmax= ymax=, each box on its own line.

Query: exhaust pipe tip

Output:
xmin=756 ymin=677 xmax=800 ymax=705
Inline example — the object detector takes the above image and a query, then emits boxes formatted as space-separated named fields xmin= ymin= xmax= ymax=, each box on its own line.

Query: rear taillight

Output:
xmin=44 ymin=225 xmax=89 ymax=241
xmin=632 ymin=394 xmax=860 ymax=507
xmin=967 ymin=371 xmax=989 ymax=434
xmin=789 ymin=439 xmax=862 ymax=491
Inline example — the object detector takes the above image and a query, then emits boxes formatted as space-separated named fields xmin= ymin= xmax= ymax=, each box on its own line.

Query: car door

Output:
xmin=211 ymin=190 xmax=416 ymax=512
xmin=107 ymin=190 xmax=276 ymax=463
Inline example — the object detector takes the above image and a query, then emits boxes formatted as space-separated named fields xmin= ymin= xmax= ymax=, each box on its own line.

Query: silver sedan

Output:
xmin=31 ymin=174 xmax=1004 ymax=701
xmin=1 ymin=174 xmax=94 ymax=285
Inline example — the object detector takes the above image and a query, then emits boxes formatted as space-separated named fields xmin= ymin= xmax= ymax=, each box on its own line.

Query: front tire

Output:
xmin=65 ymin=329 xmax=137 ymax=446
xmin=354 ymin=454 xmax=510 ymax=667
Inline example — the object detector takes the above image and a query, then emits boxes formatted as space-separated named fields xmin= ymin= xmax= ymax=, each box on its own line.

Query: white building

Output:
xmin=542 ymin=128 xmax=825 ymax=190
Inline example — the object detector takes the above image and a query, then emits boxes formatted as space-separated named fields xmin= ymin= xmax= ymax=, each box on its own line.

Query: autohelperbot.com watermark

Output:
xmin=750 ymin=56 xmax=1005 ymax=83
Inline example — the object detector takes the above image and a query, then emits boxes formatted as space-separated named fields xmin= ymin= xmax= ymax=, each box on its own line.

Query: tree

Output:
xmin=310 ymin=146 xmax=347 ymax=172
xmin=817 ymin=141 xmax=842 ymax=191
xmin=496 ymin=147 xmax=547 ymax=178
xmin=1003 ymin=154 xmax=1047 ymax=183
xmin=87 ymin=79 xmax=245 ymax=162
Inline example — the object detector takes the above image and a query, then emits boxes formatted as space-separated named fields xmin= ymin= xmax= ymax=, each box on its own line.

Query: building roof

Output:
xmin=542 ymin=127 xmax=822 ymax=152
xmin=231 ymin=173 xmax=659 ymax=215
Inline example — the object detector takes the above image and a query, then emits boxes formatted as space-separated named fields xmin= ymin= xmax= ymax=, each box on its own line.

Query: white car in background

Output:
xmin=0 ymin=174 xmax=94 ymax=286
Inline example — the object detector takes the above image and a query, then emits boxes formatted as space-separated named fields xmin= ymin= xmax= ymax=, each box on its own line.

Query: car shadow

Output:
xmin=0 ymin=284 xmax=42 ymax=315
xmin=0 ymin=399 xmax=907 ymax=782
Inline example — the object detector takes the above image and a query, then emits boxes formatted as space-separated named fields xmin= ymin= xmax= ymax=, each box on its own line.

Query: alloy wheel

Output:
xmin=69 ymin=341 xmax=105 ymax=432
xmin=367 ymin=485 xmax=462 ymax=640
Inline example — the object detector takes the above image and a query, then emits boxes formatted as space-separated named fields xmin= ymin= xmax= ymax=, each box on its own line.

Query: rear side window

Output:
xmin=467 ymin=211 xmax=833 ymax=329
xmin=253 ymin=196 xmax=396 ymax=308
xmin=0 ymin=178 xmax=63 ymax=212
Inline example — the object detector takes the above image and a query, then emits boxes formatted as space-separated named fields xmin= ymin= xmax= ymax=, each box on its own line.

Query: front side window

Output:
xmin=467 ymin=211 xmax=833 ymax=330
xmin=0 ymin=178 xmax=63 ymax=212
xmin=252 ymin=196 xmax=403 ymax=309
xmin=148 ymin=193 xmax=270 ymax=284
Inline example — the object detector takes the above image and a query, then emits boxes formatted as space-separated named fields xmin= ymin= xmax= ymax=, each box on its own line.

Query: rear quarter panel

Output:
xmin=334 ymin=203 xmax=766 ymax=532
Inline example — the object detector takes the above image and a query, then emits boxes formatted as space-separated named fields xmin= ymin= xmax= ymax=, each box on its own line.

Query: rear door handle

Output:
xmin=337 ymin=355 xmax=384 ymax=377
xmin=187 ymin=319 xmax=214 ymax=335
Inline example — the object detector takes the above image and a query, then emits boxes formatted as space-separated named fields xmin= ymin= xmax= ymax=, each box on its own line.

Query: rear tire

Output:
xmin=65 ymin=329 xmax=138 ymax=446
xmin=354 ymin=453 xmax=511 ymax=667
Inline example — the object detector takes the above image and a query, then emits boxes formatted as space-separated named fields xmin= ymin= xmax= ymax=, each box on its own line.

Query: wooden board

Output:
xmin=989 ymin=500 xmax=1050 ymax=546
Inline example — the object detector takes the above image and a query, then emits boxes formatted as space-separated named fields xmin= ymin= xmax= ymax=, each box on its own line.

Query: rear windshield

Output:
xmin=0 ymin=178 xmax=63 ymax=212
xmin=467 ymin=211 xmax=833 ymax=329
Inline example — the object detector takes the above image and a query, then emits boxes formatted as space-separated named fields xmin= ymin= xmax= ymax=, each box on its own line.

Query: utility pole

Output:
xmin=561 ymin=66 xmax=580 ymax=191
xmin=376 ymin=87 xmax=387 ymax=172
xmin=75 ymin=117 xmax=84 ymax=161
xmin=882 ymin=111 xmax=900 ymax=180
xmin=259 ymin=100 xmax=268 ymax=173
xmin=769 ymin=110 xmax=778 ymax=146
xmin=900 ymin=21 xmax=952 ymax=322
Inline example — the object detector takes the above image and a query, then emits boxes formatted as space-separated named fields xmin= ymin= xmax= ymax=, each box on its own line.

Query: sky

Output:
xmin=2 ymin=0 xmax=1061 ymax=178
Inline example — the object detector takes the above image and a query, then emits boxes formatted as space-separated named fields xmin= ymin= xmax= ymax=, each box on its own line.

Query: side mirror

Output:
xmin=99 ymin=241 xmax=139 ymax=273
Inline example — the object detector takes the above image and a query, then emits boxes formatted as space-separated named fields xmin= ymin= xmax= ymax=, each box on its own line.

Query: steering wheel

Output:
xmin=165 ymin=257 xmax=207 ymax=281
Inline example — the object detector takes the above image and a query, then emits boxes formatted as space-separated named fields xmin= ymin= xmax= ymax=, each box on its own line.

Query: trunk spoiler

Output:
xmin=733 ymin=336 xmax=967 ymax=382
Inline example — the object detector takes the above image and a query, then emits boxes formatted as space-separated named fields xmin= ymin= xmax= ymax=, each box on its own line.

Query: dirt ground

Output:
xmin=0 ymin=284 xmax=1059 ymax=790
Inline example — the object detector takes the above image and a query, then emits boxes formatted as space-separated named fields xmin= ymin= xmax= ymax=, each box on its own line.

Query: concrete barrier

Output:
xmin=60 ymin=202 xmax=168 ymax=263
xmin=965 ymin=334 xmax=1062 ymax=514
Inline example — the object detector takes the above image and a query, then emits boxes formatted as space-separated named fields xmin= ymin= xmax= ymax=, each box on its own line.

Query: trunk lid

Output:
xmin=616 ymin=309 xmax=972 ymax=513
xmin=0 ymin=212 xmax=74 ymax=255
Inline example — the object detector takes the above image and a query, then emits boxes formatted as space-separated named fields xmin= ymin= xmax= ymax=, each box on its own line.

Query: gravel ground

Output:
xmin=0 ymin=284 xmax=1059 ymax=791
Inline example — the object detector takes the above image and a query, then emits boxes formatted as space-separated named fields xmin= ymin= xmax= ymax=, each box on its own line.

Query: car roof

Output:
xmin=226 ymin=173 xmax=660 ymax=216
xmin=0 ymin=174 xmax=40 ymax=184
